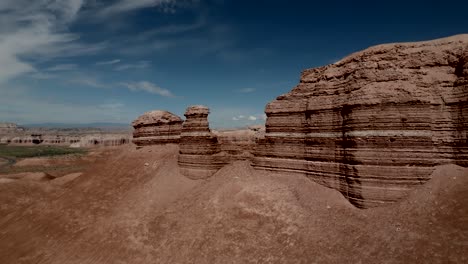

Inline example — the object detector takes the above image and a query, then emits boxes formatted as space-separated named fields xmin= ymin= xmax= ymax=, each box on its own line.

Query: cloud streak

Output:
xmin=70 ymin=77 xmax=109 ymax=88
xmin=45 ymin=64 xmax=78 ymax=72
xmin=114 ymin=61 xmax=151 ymax=71
xmin=120 ymin=81 xmax=174 ymax=97
xmin=99 ymin=0 xmax=174 ymax=16
xmin=96 ymin=59 xmax=121 ymax=65
xmin=0 ymin=0 xmax=105 ymax=84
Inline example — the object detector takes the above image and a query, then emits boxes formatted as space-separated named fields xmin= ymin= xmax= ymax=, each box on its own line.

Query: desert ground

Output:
xmin=0 ymin=143 xmax=467 ymax=263
xmin=1 ymin=34 xmax=468 ymax=264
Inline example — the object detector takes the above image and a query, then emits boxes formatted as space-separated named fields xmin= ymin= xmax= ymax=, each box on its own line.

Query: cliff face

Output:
xmin=178 ymin=106 xmax=227 ymax=179
xmin=253 ymin=34 xmax=468 ymax=208
xmin=132 ymin=110 xmax=183 ymax=146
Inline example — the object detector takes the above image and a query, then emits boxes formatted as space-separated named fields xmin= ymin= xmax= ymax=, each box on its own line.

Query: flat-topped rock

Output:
xmin=184 ymin=105 xmax=210 ymax=116
xmin=181 ymin=105 xmax=211 ymax=134
xmin=132 ymin=110 xmax=183 ymax=127
xmin=132 ymin=110 xmax=183 ymax=146
xmin=253 ymin=34 xmax=468 ymax=208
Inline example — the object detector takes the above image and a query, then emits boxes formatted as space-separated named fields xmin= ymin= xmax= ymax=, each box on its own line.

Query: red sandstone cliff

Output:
xmin=253 ymin=34 xmax=468 ymax=208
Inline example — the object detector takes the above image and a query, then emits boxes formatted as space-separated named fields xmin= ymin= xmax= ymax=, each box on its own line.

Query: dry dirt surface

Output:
xmin=0 ymin=145 xmax=467 ymax=263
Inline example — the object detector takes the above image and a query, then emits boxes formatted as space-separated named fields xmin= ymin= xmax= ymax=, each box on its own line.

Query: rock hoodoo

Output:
xmin=178 ymin=105 xmax=226 ymax=179
xmin=132 ymin=110 xmax=183 ymax=146
xmin=253 ymin=34 xmax=468 ymax=208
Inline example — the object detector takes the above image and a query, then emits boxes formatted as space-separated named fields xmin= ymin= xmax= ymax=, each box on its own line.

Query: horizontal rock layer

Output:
xmin=132 ymin=110 xmax=183 ymax=146
xmin=178 ymin=106 xmax=227 ymax=179
xmin=1 ymin=134 xmax=130 ymax=147
xmin=253 ymin=34 xmax=468 ymax=208
xmin=214 ymin=128 xmax=261 ymax=160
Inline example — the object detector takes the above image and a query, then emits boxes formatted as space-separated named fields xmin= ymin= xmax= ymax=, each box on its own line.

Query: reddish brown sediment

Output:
xmin=253 ymin=34 xmax=468 ymax=208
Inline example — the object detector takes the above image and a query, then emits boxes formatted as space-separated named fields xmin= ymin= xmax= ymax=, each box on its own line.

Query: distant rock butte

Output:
xmin=1 ymin=134 xmax=130 ymax=147
xmin=0 ymin=123 xmax=21 ymax=133
xmin=252 ymin=34 xmax=468 ymax=208
xmin=178 ymin=105 xmax=227 ymax=179
xmin=132 ymin=110 xmax=183 ymax=146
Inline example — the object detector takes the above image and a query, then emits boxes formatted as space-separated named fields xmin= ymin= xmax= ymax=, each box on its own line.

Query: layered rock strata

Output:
xmin=0 ymin=123 xmax=20 ymax=133
xmin=178 ymin=106 xmax=226 ymax=179
xmin=214 ymin=126 xmax=263 ymax=160
xmin=253 ymin=34 xmax=468 ymax=208
xmin=1 ymin=134 xmax=130 ymax=147
xmin=132 ymin=110 xmax=183 ymax=146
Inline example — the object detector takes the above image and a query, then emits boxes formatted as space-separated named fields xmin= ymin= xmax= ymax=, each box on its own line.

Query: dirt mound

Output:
xmin=0 ymin=145 xmax=466 ymax=263
xmin=143 ymin=161 xmax=358 ymax=263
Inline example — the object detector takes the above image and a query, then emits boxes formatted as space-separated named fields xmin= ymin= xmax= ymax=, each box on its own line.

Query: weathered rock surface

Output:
xmin=253 ymin=34 xmax=468 ymax=208
xmin=178 ymin=106 xmax=227 ymax=179
xmin=214 ymin=126 xmax=263 ymax=160
xmin=132 ymin=110 xmax=183 ymax=146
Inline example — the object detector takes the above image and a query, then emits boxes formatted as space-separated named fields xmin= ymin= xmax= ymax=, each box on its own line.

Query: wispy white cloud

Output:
xmin=45 ymin=64 xmax=78 ymax=72
xmin=135 ymin=17 xmax=205 ymax=40
xmin=231 ymin=114 xmax=264 ymax=122
xmin=99 ymin=0 xmax=174 ymax=16
xmin=30 ymin=72 xmax=58 ymax=80
xmin=114 ymin=61 xmax=151 ymax=71
xmin=0 ymin=0 xmax=104 ymax=84
xmin=70 ymin=77 xmax=108 ymax=88
xmin=96 ymin=59 xmax=121 ymax=65
xmin=120 ymin=81 xmax=174 ymax=97
xmin=116 ymin=23 xmax=233 ymax=56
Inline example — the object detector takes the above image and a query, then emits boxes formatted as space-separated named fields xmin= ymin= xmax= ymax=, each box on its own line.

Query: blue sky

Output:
xmin=0 ymin=0 xmax=467 ymax=128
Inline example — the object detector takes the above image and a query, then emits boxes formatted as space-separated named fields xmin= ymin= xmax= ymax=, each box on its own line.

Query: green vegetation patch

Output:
xmin=0 ymin=145 xmax=87 ymax=159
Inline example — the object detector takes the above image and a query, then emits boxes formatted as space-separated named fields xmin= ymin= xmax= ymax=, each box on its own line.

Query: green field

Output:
xmin=0 ymin=144 xmax=88 ymax=175
xmin=0 ymin=144 xmax=86 ymax=159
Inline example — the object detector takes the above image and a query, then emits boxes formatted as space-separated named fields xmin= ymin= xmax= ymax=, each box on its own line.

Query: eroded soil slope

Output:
xmin=0 ymin=145 xmax=467 ymax=263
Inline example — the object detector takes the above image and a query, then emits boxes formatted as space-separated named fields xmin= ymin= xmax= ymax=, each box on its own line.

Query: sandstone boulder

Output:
xmin=253 ymin=34 xmax=468 ymax=208
xmin=132 ymin=110 xmax=183 ymax=146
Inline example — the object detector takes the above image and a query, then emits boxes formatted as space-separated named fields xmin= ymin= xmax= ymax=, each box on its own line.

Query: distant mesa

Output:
xmin=132 ymin=110 xmax=183 ymax=146
xmin=0 ymin=122 xmax=130 ymax=147
xmin=0 ymin=123 xmax=23 ymax=133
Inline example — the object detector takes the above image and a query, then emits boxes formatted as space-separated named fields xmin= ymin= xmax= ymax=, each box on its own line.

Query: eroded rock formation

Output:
xmin=214 ymin=126 xmax=263 ymax=160
xmin=253 ymin=34 xmax=468 ymax=208
xmin=0 ymin=123 xmax=23 ymax=134
xmin=178 ymin=105 xmax=227 ymax=179
xmin=132 ymin=110 xmax=183 ymax=146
